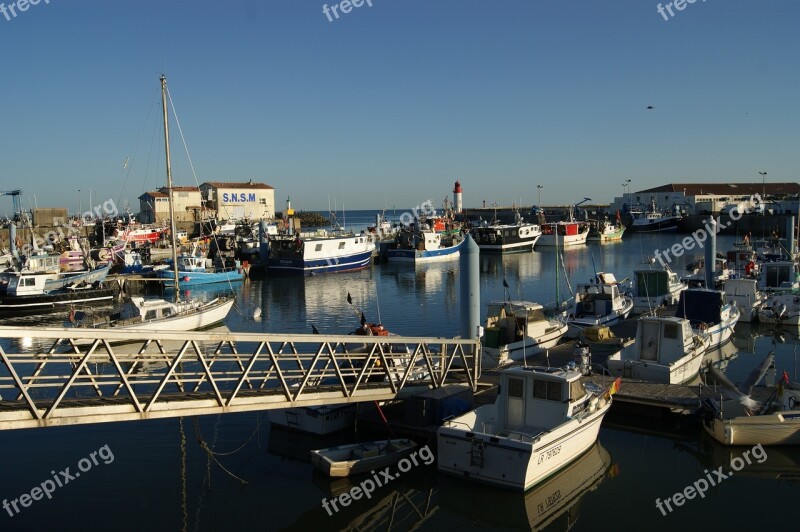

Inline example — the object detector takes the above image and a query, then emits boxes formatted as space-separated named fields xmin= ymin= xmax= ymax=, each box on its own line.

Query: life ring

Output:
xmin=790 ymin=396 xmax=799 ymax=410
xmin=745 ymin=261 xmax=755 ymax=276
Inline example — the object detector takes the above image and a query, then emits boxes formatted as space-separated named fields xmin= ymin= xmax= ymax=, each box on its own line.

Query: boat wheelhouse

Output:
xmin=437 ymin=366 xmax=613 ymax=491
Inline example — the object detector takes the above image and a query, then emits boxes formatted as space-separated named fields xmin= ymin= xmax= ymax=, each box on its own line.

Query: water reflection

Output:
xmin=438 ymin=442 xmax=614 ymax=530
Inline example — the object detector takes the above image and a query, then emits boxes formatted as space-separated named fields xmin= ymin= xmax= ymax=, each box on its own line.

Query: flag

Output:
xmin=347 ymin=292 xmax=352 ymax=305
xmin=503 ymin=278 xmax=509 ymax=289
xmin=783 ymin=370 xmax=790 ymax=384
xmin=311 ymin=324 xmax=320 ymax=334
xmin=608 ymin=377 xmax=621 ymax=397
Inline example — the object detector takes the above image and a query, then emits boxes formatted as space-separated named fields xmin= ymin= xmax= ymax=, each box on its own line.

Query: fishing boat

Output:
xmin=565 ymin=272 xmax=633 ymax=336
xmin=587 ymin=215 xmax=625 ymax=242
xmin=605 ymin=316 xmax=710 ymax=384
xmin=537 ymin=220 xmax=590 ymax=247
xmin=310 ymin=439 xmax=417 ymax=477
xmin=386 ymin=229 xmax=464 ymax=263
xmin=726 ymin=239 xmax=760 ymax=279
xmin=268 ymin=230 xmax=375 ymax=275
xmin=437 ymin=365 xmax=616 ymax=491
xmin=722 ymin=277 xmax=764 ymax=323
xmin=0 ymin=278 xmax=115 ymax=319
xmin=626 ymin=200 xmax=681 ymax=233
xmin=481 ymin=300 xmax=568 ymax=368
xmin=471 ymin=211 xmax=542 ymax=253
xmin=156 ymin=242 xmax=245 ymax=286
xmin=630 ymin=264 xmax=687 ymax=314
xmin=683 ymin=256 xmax=731 ymax=288
xmin=68 ymin=75 xmax=233 ymax=334
xmin=757 ymin=292 xmax=800 ymax=325
xmin=675 ymin=288 xmax=740 ymax=349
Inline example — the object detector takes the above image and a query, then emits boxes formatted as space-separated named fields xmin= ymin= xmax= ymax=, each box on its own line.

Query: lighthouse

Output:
xmin=453 ymin=180 xmax=463 ymax=213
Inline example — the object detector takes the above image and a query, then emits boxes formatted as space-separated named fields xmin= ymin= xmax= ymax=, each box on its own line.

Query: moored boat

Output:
xmin=268 ymin=404 xmax=357 ymax=436
xmin=537 ymin=220 xmax=589 ymax=247
xmin=481 ymin=300 xmax=568 ymax=368
xmin=471 ymin=212 xmax=542 ymax=253
xmin=268 ymin=230 xmax=375 ymax=275
xmin=606 ymin=315 xmax=710 ymax=384
xmin=630 ymin=264 xmax=687 ymax=314
xmin=565 ymin=272 xmax=633 ymax=336
xmin=437 ymin=365 xmax=615 ymax=491
xmin=675 ymin=288 xmax=740 ymax=349
xmin=386 ymin=229 xmax=464 ymax=263
xmin=626 ymin=200 xmax=681 ymax=233
xmin=310 ymin=439 xmax=417 ymax=477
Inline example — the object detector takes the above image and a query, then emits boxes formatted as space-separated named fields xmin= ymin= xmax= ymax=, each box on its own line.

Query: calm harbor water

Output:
xmin=2 ymin=223 xmax=800 ymax=531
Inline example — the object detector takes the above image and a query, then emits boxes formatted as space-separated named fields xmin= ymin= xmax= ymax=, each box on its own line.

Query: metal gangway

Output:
xmin=0 ymin=327 xmax=480 ymax=431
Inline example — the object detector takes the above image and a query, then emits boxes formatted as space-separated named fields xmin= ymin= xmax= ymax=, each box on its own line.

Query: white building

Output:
xmin=138 ymin=186 xmax=202 ymax=224
xmin=200 ymin=180 xmax=275 ymax=220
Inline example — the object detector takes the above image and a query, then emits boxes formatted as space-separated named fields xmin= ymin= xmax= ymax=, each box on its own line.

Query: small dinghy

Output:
xmin=310 ymin=439 xmax=417 ymax=477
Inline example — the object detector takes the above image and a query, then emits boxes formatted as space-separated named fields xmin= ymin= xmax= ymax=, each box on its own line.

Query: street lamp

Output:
xmin=78 ymin=189 xmax=81 ymax=217
xmin=758 ymin=171 xmax=767 ymax=199
xmin=623 ymin=179 xmax=631 ymax=209
xmin=537 ymin=185 xmax=543 ymax=206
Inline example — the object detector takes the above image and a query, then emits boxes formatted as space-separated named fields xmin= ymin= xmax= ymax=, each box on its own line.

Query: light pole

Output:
xmin=758 ymin=171 xmax=767 ymax=199
xmin=537 ymin=185 xmax=543 ymax=207
xmin=625 ymin=179 xmax=631 ymax=208
xmin=78 ymin=189 xmax=81 ymax=217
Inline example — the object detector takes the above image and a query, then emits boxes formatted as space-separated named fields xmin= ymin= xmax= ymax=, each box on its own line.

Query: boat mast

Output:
xmin=161 ymin=74 xmax=180 ymax=303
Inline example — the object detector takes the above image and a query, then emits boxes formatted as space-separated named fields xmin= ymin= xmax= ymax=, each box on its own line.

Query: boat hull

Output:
xmin=627 ymin=218 xmax=680 ymax=233
xmin=268 ymin=405 xmax=357 ymax=435
xmin=269 ymin=249 xmax=374 ymax=275
xmin=437 ymin=402 xmax=610 ymax=491
xmin=386 ymin=239 xmax=464 ymax=263
xmin=0 ymin=287 xmax=116 ymax=319
xmin=606 ymin=346 xmax=705 ymax=385
xmin=310 ymin=439 xmax=417 ymax=477
xmin=481 ymin=323 xmax=568 ymax=368
xmin=160 ymin=269 xmax=245 ymax=286
xmin=704 ymin=412 xmax=800 ymax=446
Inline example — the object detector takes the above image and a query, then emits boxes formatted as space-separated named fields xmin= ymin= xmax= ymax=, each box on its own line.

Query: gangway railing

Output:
xmin=0 ymin=327 xmax=480 ymax=431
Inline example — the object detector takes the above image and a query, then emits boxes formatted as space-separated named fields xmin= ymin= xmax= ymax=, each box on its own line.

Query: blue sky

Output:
xmin=0 ymin=0 xmax=797 ymax=215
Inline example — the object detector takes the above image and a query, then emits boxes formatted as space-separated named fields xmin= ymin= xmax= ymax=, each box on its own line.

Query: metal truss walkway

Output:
xmin=0 ymin=327 xmax=480 ymax=430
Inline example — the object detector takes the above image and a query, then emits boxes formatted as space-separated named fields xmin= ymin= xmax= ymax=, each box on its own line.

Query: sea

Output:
xmin=1 ymin=210 xmax=799 ymax=532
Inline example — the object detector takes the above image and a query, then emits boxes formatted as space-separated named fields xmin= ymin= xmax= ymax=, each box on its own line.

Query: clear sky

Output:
xmin=0 ymin=0 xmax=797 ymax=215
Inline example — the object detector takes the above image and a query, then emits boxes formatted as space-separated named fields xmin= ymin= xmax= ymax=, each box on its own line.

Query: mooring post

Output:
xmin=460 ymin=233 xmax=480 ymax=341
xmin=705 ymin=216 xmax=716 ymax=289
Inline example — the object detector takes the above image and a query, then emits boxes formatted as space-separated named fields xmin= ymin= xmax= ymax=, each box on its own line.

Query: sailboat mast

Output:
xmin=161 ymin=74 xmax=181 ymax=303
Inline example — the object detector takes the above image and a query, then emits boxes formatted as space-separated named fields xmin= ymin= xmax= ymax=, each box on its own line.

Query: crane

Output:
xmin=0 ymin=189 xmax=22 ymax=220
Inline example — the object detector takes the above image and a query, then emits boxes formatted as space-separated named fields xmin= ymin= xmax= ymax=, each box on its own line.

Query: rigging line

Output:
xmin=166 ymin=85 xmax=238 ymax=294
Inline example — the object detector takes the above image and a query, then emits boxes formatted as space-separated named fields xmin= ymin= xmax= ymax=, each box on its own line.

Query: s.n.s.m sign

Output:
xmin=221 ymin=192 xmax=257 ymax=202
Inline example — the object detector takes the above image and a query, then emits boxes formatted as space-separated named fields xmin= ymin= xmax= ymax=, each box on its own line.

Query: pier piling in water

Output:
xmin=460 ymin=234 xmax=480 ymax=341
xmin=705 ymin=216 xmax=716 ymax=288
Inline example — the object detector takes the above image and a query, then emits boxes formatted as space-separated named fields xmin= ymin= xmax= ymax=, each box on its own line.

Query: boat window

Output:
xmin=145 ymin=310 xmax=157 ymax=320
xmin=339 ymin=242 xmax=346 ymax=249
xmin=664 ymin=323 xmax=679 ymax=339
xmin=547 ymin=381 xmax=562 ymax=401
xmin=315 ymin=244 xmax=323 ymax=252
xmin=508 ymin=378 xmax=523 ymax=398
xmin=570 ymin=380 xmax=585 ymax=402
xmin=533 ymin=379 xmax=547 ymax=399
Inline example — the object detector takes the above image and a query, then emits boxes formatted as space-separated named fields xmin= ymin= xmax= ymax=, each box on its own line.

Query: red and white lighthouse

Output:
xmin=453 ymin=180 xmax=463 ymax=213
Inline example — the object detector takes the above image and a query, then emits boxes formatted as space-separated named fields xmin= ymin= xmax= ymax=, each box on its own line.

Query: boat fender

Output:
xmin=183 ymin=276 xmax=191 ymax=282
xmin=745 ymin=261 xmax=755 ymax=276
xmin=68 ymin=309 xmax=76 ymax=323
xmin=588 ymin=396 xmax=599 ymax=413
xmin=790 ymin=396 xmax=798 ymax=409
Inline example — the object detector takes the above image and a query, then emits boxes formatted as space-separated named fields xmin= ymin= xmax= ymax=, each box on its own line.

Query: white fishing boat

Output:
xmin=606 ymin=316 xmax=710 ymax=385
xmin=630 ymin=264 xmax=687 ymax=314
xmin=310 ymin=439 xmax=417 ymax=477
xmin=437 ymin=365 xmax=616 ymax=491
xmin=757 ymin=292 xmax=800 ymax=325
xmin=675 ymin=288 xmax=740 ymax=349
xmin=759 ymin=260 xmax=800 ymax=292
xmin=268 ymin=404 xmax=357 ymax=436
xmin=481 ymin=300 xmax=568 ymax=368
xmin=723 ymin=277 xmax=765 ymax=323
xmin=683 ymin=256 xmax=731 ymax=288
xmin=537 ymin=220 xmax=589 ymax=247
xmin=565 ymin=272 xmax=633 ymax=335
xmin=386 ymin=229 xmax=464 ymax=263
xmin=268 ymin=230 xmax=375 ymax=275
xmin=587 ymin=215 xmax=625 ymax=242
xmin=725 ymin=239 xmax=760 ymax=279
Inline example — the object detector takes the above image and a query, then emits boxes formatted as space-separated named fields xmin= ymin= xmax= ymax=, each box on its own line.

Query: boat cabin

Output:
xmin=396 ymin=230 xmax=442 ymax=252
xmin=497 ymin=367 xmax=587 ymax=434
xmin=675 ymin=289 xmax=724 ymax=326
xmin=634 ymin=269 xmax=680 ymax=298
xmin=760 ymin=261 xmax=799 ymax=291
xmin=484 ymin=301 xmax=550 ymax=348
xmin=6 ymin=272 xmax=58 ymax=296
xmin=622 ymin=316 xmax=695 ymax=365
xmin=574 ymin=272 xmax=623 ymax=317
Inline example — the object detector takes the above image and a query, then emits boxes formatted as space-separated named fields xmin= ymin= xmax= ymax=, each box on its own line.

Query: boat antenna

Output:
xmin=161 ymin=74 xmax=180 ymax=303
